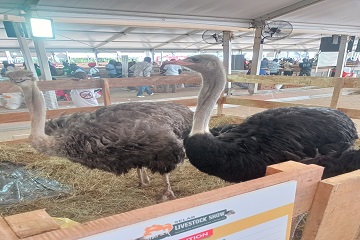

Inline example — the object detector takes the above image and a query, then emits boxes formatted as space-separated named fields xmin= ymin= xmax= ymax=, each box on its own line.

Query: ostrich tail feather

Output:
xmin=303 ymin=149 xmax=360 ymax=179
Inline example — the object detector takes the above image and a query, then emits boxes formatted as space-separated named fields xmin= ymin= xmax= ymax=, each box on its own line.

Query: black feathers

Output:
xmin=185 ymin=107 xmax=358 ymax=182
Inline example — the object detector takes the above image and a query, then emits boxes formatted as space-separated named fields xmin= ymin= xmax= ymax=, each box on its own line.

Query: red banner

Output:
xmin=180 ymin=229 xmax=214 ymax=240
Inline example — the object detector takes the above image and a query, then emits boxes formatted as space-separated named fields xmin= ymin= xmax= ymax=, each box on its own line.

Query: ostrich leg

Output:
xmin=137 ymin=167 xmax=150 ymax=187
xmin=161 ymin=173 xmax=176 ymax=201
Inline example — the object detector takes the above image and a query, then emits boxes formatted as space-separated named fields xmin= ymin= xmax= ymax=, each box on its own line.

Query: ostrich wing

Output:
xmin=45 ymin=102 xmax=193 ymax=175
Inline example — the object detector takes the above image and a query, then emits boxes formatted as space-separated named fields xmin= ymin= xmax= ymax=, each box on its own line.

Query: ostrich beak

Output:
xmin=174 ymin=58 xmax=195 ymax=67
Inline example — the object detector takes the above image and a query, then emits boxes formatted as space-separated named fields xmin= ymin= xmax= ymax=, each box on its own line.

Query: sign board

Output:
xmin=82 ymin=181 xmax=297 ymax=240
xmin=317 ymin=52 xmax=339 ymax=67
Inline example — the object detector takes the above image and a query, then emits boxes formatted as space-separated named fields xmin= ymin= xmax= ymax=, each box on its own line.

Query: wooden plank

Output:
xmin=330 ymin=78 xmax=345 ymax=108
xmin=302 ymin=170 xmax=360 ymax=240
xmin=0 ymin=74 xmax=202 ymax=93
xmin=24 ymin=162 xmax=323 ymax=240
xmin=2 ymin=74 xmax=360 ymax=94
xmin=0 ymin=98 xmax=198 ymax=125
xmin=106 ymin=74 xmax=202 ymax=88
xmin=224 ymin=97 xmax=312 ymax=109
xmin=101 ymin=79 xmax=111 ymax=106
xmin=4 ymin=209 xmax=60 ymax=239
xmin=0 ymin=106 xmax=101 ymax=124
xmin=0 ymin=217 xmax=19 ymax=240
xmin=267 ymin=162 xmax=323 ymax=217
xmin=228 ymin=74 xmax=360 ymax=88
xmin=337 ymin=107 xmax=360 ymax=119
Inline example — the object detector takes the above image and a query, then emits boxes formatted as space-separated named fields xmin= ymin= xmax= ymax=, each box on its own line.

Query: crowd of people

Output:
xmin=246 ymin=57 xmax=315 ymax=77
xmin=0 ymin=57 xmax=186 ymax=109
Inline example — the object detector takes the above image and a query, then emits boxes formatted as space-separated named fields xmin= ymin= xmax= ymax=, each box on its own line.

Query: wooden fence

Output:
xmin=0 ymin=161 xmax=359 ymax=240
xmin=1 ymin=75 xmax=360 ymax=239
xmin=1 ymin=74 xmax=360 ymax=125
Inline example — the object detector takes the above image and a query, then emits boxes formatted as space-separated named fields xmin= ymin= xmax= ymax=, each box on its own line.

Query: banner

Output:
xmin=82 ymin=181 xmax=297 ymax=240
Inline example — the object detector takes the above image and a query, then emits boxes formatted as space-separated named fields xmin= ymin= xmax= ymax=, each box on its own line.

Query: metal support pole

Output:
xmin=330 ymin=35 xmax=349 ymax=108
xmin=66 ymin=51 xmax=71 ymax=63
xmin=14 ymin=23 xmax=36 ymax=73
xmin=151 ymin=50 xmax=155 ymax=62
xmin=248 ymin=23 xmax=264 ymax=95
xmin=121 ymin=55 xmax=129 ymax=78
xmin=93 ymin=50 xmax=99 ymax=65
xmin=33 ymin=37 xmax=59 ymax=109
xmin=223 ymin=31 xmax=232 ymax=94
xmin=5 ymin=51 xmax=13 ymax=63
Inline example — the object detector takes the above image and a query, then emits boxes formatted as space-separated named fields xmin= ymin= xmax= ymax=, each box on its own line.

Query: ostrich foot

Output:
xmin=160 ymin=173 xmax=176 ymax=201
xmin=137 ymin=167 xmax=150 ymax=187
xmin=161 ymin=190 xmax=176 ymax=201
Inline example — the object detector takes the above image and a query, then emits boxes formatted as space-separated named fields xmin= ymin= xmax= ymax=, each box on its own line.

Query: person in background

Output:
xmin=299 ymin=58 xmax=312 ymax=76
xmin=1 ymin=61 xmax=10 ymax=77
xmin=62 ymin=61 xmax=72 ymax=76
xmin=88 ymin=62 xmax=100 ymax=78
xmin=70 ymin=71 xmax=100 ymax=107
xmin=22 ymin=62 xmax=41 ymax=77
xmin=115 ymin=62 xmax=122 ymax=77
xmin=162 ymin=59 xmax=182 ymax=93
xmin=268 ymin=59 xmax=282 ymax=90
xmin=70 ymin=63 xmax=86 ymax=76
xmin=105 ymin=60 xmax=117 ymax=78
xmin=129 ymin=57 xmax=154 ymax=97
xmin=48 ymin=61 xmax=58 ymax=76
xmin=268 ymin=58 xmax=280 ymax=75
xmin=283 ymin=59 xmax=293 ymax=76
xmin=34 ymin=63 xmax=42 ymax=77
xmin=259 ymin=58 xmax=269 ymax=75
xmin=246 ymin=60 xmax=252 ymax=75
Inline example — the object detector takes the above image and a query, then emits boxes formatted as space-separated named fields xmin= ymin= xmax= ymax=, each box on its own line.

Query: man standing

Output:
xmin=299 ymin=58 xmax=312 ymax=76
xmin=129 ymin=57 xmax=154 ymax=97
xmin=162 ymin=59 xmax=182 ymax=93
xmin=105 ymin=60 xmax=117 ymax=78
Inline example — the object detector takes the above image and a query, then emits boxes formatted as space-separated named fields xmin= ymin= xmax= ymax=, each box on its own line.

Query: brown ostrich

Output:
xmin=6 ymin=69 xmax=193 ymax=200
xmin=175 ymin=54 xmax=360 ymax=181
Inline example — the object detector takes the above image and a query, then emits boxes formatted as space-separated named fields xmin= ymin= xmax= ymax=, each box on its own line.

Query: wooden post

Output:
xmin=248 ymin=22 xmax=264 ymax=95
xmin=4 ymin=209 xmax=60 ymax=239
xmin=330 ymin=35 xmax=349 ymax=108
xmin=101 ymin=78 xmax=111 ymax=106
xmin=218 ymin=30 xmax=232 ymax=116
xmin=302 ymin=170 xmax=360 ymax=240
xmin=0 ymin=218 xmax=19 ymax=240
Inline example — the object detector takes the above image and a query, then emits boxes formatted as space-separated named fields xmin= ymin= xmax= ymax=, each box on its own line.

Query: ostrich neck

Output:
xmin=191 ymin=69 xmax=226 ymax=135
xmin=22 ymin=82 xmax=47 ymax=137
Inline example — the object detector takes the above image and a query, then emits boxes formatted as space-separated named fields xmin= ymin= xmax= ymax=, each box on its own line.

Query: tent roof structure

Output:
xmin=0 ymin=0 xmax=359 ymax=54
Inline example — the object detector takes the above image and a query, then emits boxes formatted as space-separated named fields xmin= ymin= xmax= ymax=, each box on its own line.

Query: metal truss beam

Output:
xmin=151 ymin=30 xmax=203 ymax=49
xmin=94 ymin=27 xmax=136 ymax=48
xmin=254 ymin=0 xmax=325 ymax=22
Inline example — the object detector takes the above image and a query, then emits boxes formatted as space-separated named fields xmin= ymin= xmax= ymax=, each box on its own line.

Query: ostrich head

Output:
xmin=6 ymin=69 xmax=36 ymax=87
xmin=175 ymin=55 xmax=223 ymax=74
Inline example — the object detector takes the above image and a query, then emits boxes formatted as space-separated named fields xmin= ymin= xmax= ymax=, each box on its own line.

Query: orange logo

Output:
xmin=143 ymin=224 xmax=173 ymax=238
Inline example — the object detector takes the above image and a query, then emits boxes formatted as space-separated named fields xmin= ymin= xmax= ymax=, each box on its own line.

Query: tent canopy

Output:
xmin=0 ymin=0 xmax=359 ymax=53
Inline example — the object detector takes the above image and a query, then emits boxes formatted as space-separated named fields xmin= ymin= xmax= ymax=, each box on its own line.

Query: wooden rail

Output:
xmin=2 ymin=74 xmax=360 ymax=125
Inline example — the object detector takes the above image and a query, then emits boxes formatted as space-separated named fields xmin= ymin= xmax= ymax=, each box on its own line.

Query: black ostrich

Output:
xmin=175 ymin=54 xmax=360 ymax=182
xmin=6 ymin=70 xmax=193 ymax=200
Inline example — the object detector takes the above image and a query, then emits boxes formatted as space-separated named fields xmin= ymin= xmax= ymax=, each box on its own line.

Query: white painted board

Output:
xmin=82 ymin=181 xmax=297 ymax=240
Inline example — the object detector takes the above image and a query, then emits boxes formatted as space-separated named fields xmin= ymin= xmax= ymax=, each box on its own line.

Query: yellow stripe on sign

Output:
xmin=207 ymin=203 xmax=294 ymax=240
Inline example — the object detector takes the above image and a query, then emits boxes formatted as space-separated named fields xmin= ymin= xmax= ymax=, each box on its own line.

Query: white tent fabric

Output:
xmin=0 ymin=0 xmax=359 ymax=53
